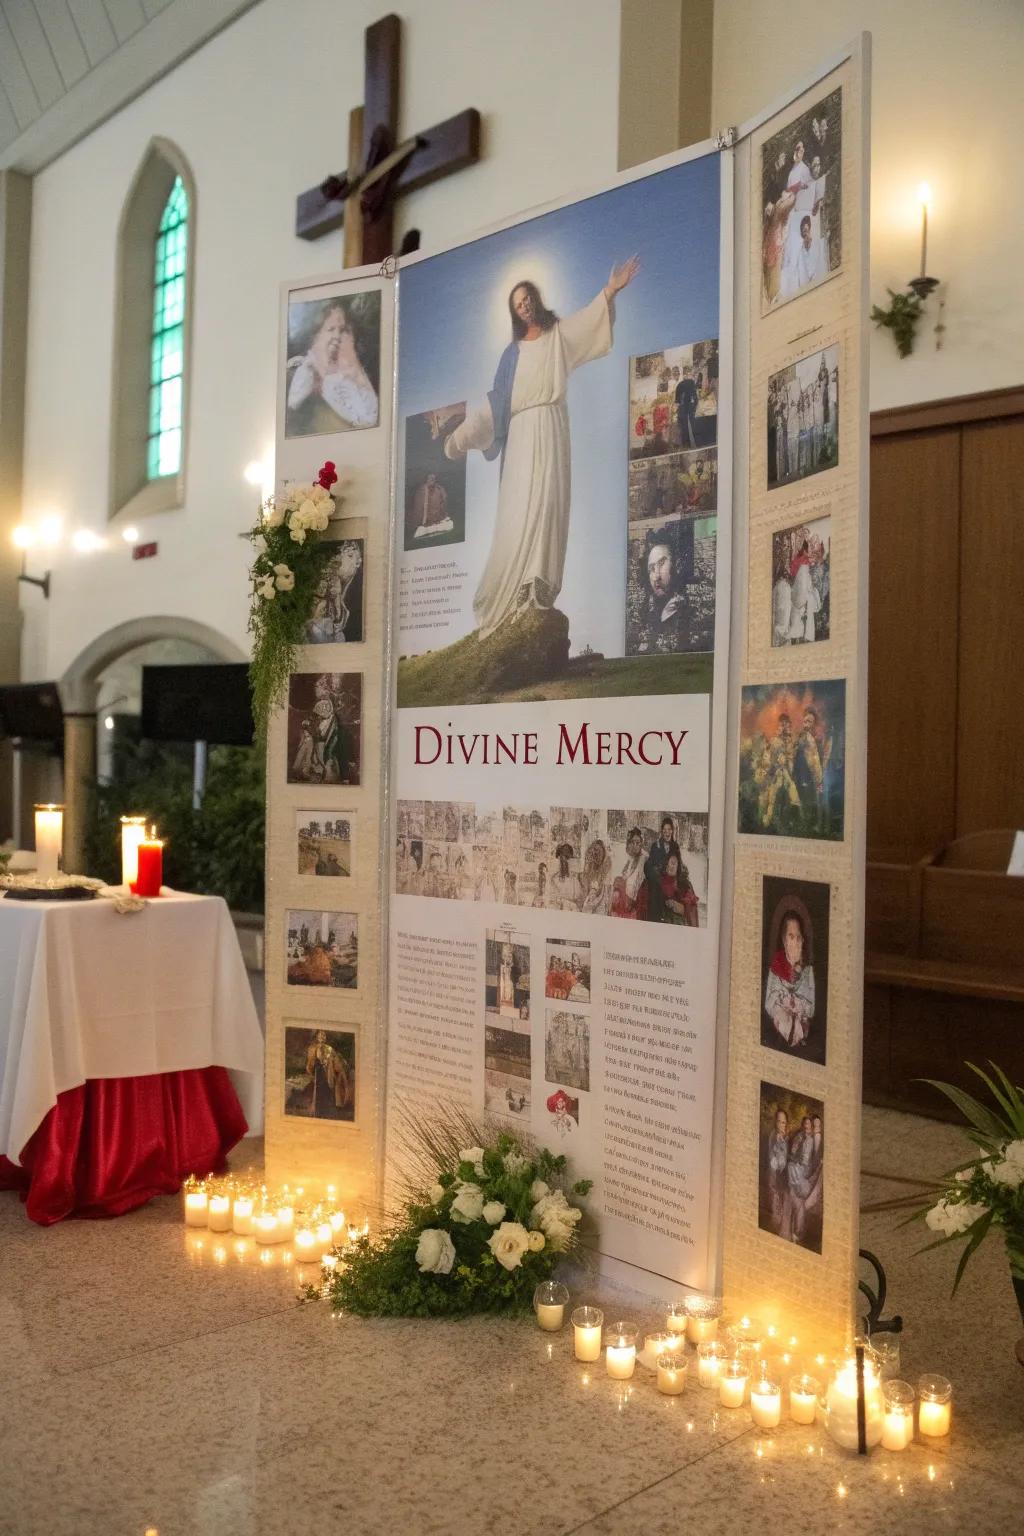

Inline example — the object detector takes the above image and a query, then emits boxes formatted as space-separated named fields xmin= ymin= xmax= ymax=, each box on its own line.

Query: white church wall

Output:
xmin=711 ymin=0 xmax=1024 ymax=411
xmin=19 ymin=0 xmax=621 ymax=684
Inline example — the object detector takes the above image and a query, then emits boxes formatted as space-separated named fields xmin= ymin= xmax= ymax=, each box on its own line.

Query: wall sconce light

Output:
xmin=13 ymin=525 xmax=51 ymax=599
xmin=872 ymin=182 xmax=941 ymax=358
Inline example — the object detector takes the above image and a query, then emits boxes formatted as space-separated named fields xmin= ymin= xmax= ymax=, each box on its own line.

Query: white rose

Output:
xmin=459 ymin=1147 xmax=486 ymax=1176
xmin=311 ymin=484 xmax=332 ymax=505
xmin=502 ymin=1151 xmax=529 ymax=1176
xmin=450 ymin=1182 xmax=485 ymax=1224
xmin=531 ymin=1189 xmax=582 ymax=1252
xmin=415 ymin=1227 xmax=456 ymax=1275
xmin=429 ymin=1183 xmax=445 ymax=1204
xmin=993 ymin=1139 xmax=1024 ymax=1186
xmin=263 ymin=503 xmax=285 ymax=528
xmin=482 ymin=1201 xmax=506 ymax=1225
xmin=313 ymin=509 xmax=330 ymax=531
xmin=487 ymin=1221 xmax=530 ymax=1271
xmin=527 ymin=1230 xmax=545 ymax=1252
xmin=252 ymin=534 xmax=267 ymax=555
xmin=925 ymin=1198 xmax=987 ymax=1236
xmin=289 ymin=525 xmax=307 ymax=544
xmin=257 ymin=575 xmax=276 ymax=600
xmin=298 ymin=497 xmax=318 ymax=524
xmin=273 ymin=564 xmax=295 ymax=592
xmin=530 ymin=1180 xmax=550 ymax=1203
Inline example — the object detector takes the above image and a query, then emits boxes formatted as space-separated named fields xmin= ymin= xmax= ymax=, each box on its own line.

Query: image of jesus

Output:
xmin=445 ymin=258 xmax=640 ymax=637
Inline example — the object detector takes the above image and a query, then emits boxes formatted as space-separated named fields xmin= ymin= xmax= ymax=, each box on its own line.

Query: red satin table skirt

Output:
xmin=0 ymin=1066 xmax=248 ymax=1225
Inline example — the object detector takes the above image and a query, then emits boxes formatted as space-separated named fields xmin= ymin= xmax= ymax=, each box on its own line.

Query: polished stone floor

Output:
xmin=1 ymin=1105 xmax=1021 ymax=1536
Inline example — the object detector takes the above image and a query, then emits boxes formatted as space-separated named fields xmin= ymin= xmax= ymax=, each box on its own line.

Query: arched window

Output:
xmin=110 ymin=139 xmax=195 ymax=519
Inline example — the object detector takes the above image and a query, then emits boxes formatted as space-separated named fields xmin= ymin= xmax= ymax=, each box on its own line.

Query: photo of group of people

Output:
xmin=545 ymin=1010 xmax=590 ymax=1096
xmin=484 ymin=1015 xmax=532 ymax=1124
xmin=544 ymin=939 xmax=591 ymax=1003
xmin=283 ymin=1024 xmax=356 ymax=1122
xmin=285 ymin=909 xmax=358 ymax=989
xmin=304 ymin=539 xmax=365 ymax=645
xmin=760 ymin=87 xmax=842 ymax=312
xmin=767 ymin=345 xmax=839 ymax=491
xmin=772 ymin=514 xmax=831 ymax=647
xmin=287 ymin=673 xmax=362 ymax=786
xmin=623 ymin=339 xmax=719 ymax=661
xmin=738 ymin=679 xmax=845 ymax=841
xmin=403 ymin=402 xmax=468 ymax=550
xmin=758 ymin=1081 xmax=825 ymax=1254
xmin=296 ymin=812 xmax=353 ymax=877
xmin=394 ymin=800 xmax=709 ymax=925
xmin=760 ymin=875 xmax=830 ymax=1066
xmin=484 ymin=930 xmax=530 ymax=1020
xmin=284 ymin=290 xmax=382 ymax=438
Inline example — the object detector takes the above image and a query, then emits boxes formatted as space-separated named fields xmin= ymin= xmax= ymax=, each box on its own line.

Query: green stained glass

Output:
xmin=147 ymin=175 xmax=188 ymax=481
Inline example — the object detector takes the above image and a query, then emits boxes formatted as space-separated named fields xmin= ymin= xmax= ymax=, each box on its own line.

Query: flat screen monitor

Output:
xmin=0 ymin=682 xmax=64 ymax=745
xmin=141 ymin=664 xmax=254 ymax=747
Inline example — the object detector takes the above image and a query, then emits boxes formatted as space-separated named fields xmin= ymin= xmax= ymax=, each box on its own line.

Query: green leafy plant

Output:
xmin=911 ymin=1063 xmax=1024 ymax=1315
xmin=247 ymin=461 xmax=339 ymax=736
xmin=310 ymin=1105 xmax=592 ymax=1318
xmin=871 ymin=287 xmax=924 ymax=358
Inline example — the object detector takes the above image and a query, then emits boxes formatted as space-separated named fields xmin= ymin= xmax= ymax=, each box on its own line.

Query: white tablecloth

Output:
xmin=0 ymin=891 xmax=264 ymax=1165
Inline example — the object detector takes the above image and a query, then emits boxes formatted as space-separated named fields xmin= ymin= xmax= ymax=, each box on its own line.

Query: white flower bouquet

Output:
xmin=915 ymin=1062 xmax=1024 ymax=1322
xmin=247 ymin=461 xmax=338 ymax=734
xmin=319 ymin=1107 xmax=591 ymax=1317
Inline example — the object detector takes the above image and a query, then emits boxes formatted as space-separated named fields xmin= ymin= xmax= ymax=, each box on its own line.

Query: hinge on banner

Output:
xmin=378 ymin=254 xmax=398 ymax=279
xmin=715 ymin=127 xmax=737 ymax=150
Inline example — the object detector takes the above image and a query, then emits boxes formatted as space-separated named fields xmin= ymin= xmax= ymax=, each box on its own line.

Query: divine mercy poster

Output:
xmin=387 ymin=148 xmax=730 ymax=1290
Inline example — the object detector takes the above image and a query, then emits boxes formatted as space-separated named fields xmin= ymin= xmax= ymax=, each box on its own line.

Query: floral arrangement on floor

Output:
xmin=313 ymin=1108 xmax=592 ymax=1317
xmin=247 ymin=460 xmax=339 ymax=735
xmin=916 ymin=1062 xmax=1024 ymax=1320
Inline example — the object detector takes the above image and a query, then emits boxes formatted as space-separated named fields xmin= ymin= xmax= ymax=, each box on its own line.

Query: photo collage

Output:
xmin=482 ymin=927 xmax=594 ymax=1145
xmin=746 ymin=81 xmax=848 ymax=1264
xmin=274 ymin=279 xmax=387 ymax=1135
xmin=395 ymin=799 xmax=710 ymax=926
xmin=626 ymin=338 xmax=718 ymax=659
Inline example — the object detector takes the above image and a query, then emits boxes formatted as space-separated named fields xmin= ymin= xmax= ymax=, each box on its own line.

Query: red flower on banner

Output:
xmin=318 ymin=461 xmax=338 ymax=490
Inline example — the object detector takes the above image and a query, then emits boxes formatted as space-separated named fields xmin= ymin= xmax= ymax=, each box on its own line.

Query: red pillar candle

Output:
xmin=133 ymin=835 xmax=164 ymax=897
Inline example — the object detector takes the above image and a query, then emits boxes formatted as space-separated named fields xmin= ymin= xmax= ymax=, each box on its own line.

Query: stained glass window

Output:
xmin=147 ymin=176 xmax=188 ymax=480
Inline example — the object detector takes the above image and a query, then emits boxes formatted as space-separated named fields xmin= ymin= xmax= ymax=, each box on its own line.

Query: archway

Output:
xmin=60 ymin=617 xmax=247 ymax=872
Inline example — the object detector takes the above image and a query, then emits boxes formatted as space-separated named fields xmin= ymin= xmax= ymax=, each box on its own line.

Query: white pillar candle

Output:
xmin=825 ymin=1358 xmax=884 ymax=1449
xmin=682 ymin=1293 xmax=723 ymax=1345
xmin=572 ymin=1307 xmax=604 ymax=1362
xmin=316 ymin=1221 xmax=334 ymax=1256
xmin=606 ymin=1342 xmax=636 ymax=1380
xmin=918 ymin=1395 xmax=951 ymax=1437
xmin=719 ymin=1361 xmax=749 ymax=1409
xmin=666 ymin=1304 xmax=688 ymax=1338
xmin=657 ymin=1355 xmax=687 ymax=1396
xmin=119 ymin=816 xmax=147 ymax=888
xmin=276 ymin=1206 xmax=295 ymax=1242
xmin=536 ymin=1303 xmax=564 ymax=1330
xmin=697 ymin=1342 xmax=726 ymax=1388
xmin=789 ymin=1375 xmax=820 ymax=1425
xmin=254 ymin=1212 xmax=283 ymax=1245
xmin=207 ymin=1194 xmax=232 ymax=1233
xmin=882 ymin=1406 xmax=914 ymax=1450
xmin=750 ymin=1378 xmax=782 ymax=1429
xmin=231 ymin=1196 xmax=255 ymax=1236
xmin=183 ymin=1189 xmax=208 ymax=1227
xmin=34 ymin=805 xmax=63 ymax=880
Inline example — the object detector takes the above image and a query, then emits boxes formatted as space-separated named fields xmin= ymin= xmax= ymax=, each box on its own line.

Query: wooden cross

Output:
xmin=295 ymin=12 xmax=481 ymax=268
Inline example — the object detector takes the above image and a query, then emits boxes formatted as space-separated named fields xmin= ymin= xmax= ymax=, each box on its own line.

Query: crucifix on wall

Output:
xmin=294 ymin=12 xmax=481 ymax=268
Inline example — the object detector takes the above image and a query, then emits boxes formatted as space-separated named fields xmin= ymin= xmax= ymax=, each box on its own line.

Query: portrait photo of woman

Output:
xmin=760 ymin=874 xmax=830 ymax=1065
xmin=285 ymin=290 xmax=381 ymax=437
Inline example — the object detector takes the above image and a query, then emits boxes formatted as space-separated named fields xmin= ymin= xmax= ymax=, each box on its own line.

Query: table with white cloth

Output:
xmin=0 ymin=890 xmax=264 ymax=1224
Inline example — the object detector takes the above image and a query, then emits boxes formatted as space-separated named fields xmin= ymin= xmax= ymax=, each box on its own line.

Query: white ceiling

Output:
xmin=0 ymin=0 xmax=262 ymax=172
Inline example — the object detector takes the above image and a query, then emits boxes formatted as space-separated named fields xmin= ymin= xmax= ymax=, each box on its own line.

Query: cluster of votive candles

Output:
xmin=120 ymin=815 xmax=164 ymax=897
xmin=182 ymin=1176 xmax=367 ymax=1273
xmin=532 ymin=1288 xmax=952 ymax=1448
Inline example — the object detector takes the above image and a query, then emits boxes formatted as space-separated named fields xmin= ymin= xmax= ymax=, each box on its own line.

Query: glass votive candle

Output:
xmin=825 ymin=1353 xmax=884 ymax=1450
xmin=869 ymin=1332 xmax=902 ymax=1380
xmin=276 ymin=1205 xmax=295 ymax=1242
xmin=605 ymin=1322 xmax=638 ymax=1380
xmin=718 ymin=1357 xmax=750 ymax=1409
xmin=207 ymin=1192 xmax=232 ymax=1233
xmin=684 ymin=1293 xmax=723 ymax=1344
xmin=789 ymin=1372 xmax=820 ymax=1425
xmin=728 ymin=1316 xmax=762 ymax=1351
xmin=254 ymin=1210 xmax=284 ymax=1245
xmin=882 ymin=1380 xmax=916 ymax=1450
xmin=321 ymin=1253 xmax=339 ymax=1275
xmin=534 ymin=1281 xmax=570 ymax=1331
xmin=666 ymin=1302 xmax=689 ymax=1339
xmin=750 ymin=1374 xmax=782 ymax=1429
xmin=657 ymin=1352 xmax=687 ymax=1396
xmin=639 ymin=1331 xmax=675 ymax=1370
xmin=697 ymin=1340 xmax=727 ymax=1388
xmin=917 ymin=1374 xmax=952 ymax=1437
xmin=231 ymin=1194 xmax=255 ymax=1236
xmin=183 ymin=1183 xmax=208 ymax=1227
xmin=294 ymin=1228 xmax=320 ymax=1264
xmin=572 ymin=1306 xmax=604 ymax=1362
xmin=329 ymin=1210 xmax=346 ymax=1235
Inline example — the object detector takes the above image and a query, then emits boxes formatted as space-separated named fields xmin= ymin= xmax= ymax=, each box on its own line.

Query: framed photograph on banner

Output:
xmin=759 ymin=1080 xmax=825 ymax=1255
xmin=760 ymin=874 xmax=830 ymax=1065
xmin=304 ymin=538 xmax=365 ymax=645
xmin=285 ymin=908 xmax=358 ymax=989
xmin=766 ymin=344 xmax=839 ymax=491
xmin=771 ymin=513 xmax=831 ymax=647
xmin=283 ymin=1024 xmax=356 ymax=1122
xmin=286 ymin=672 xmax=362 ymax=786
xmin=759 ymin=86 xmax=842 ymax=313
xmin=296 ymin=811 xmax=353 ymax=877
xmin=284 ymin=289 xmax=382 ymax=437
xmin=738 ymin=680 xmax=846 ymax=841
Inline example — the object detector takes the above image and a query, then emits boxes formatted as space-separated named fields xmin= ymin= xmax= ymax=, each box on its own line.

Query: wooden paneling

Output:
xmin=867 ymin=427 xmax=961 ymax=855
xmin=957 ymin=418 xmax=1024 ymax=835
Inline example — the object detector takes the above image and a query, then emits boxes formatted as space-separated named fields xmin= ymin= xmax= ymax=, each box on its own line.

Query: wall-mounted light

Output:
xmin=13 ymin=524 xmax=52 ymax=599
xmin=872 ymin=181 xmax=942 ymax=358
xmin=71 ymin=529 xmax=106 ymax=554
xmin=121 ymin=525 xmax=140 ymax=545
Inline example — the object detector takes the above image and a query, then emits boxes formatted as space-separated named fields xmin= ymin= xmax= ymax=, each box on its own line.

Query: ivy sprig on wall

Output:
xmin=247 ymin=461 xmax=338 ymax=736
